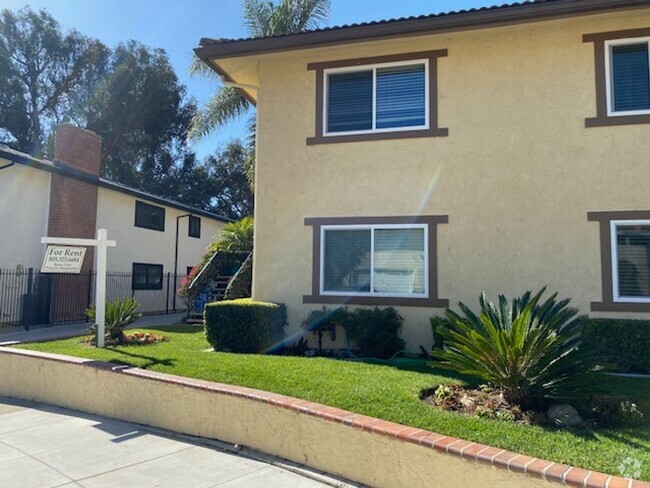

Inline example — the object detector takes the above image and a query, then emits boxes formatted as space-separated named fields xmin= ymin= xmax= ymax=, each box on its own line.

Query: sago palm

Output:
xmin=432 ymin=288 xmax=602 ymax=406
xmin=190 ymin=0 xmax=330 ymax=142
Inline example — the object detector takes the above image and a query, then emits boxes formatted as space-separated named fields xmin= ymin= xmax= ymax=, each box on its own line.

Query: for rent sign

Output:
xmin=41 ymin=246 xmax=87 ymax=274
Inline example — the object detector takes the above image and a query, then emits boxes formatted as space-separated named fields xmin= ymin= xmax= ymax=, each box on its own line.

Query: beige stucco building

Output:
xmin=197 ymin=0 xmax=650 ymax=350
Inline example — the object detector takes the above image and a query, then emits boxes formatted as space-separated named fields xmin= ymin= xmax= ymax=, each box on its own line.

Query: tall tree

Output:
xmin=205 ymin=141 xmax=254 ymax=220
xmin=0 ymin=7 xmax=108 ymax=155
xmin=189 ymin=0 xmax=331 ymax=187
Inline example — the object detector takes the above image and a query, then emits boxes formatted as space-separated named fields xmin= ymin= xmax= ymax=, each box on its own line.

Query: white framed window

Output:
xmin=610 ymin=220 xmax=650 ymax=303
xmin=320 ymin=224 xmax=429 ymax=298
xmin=605 ymin=37 xmax=650 ymax=116
xmin=323 ymin=59 xmax=429 ymax=136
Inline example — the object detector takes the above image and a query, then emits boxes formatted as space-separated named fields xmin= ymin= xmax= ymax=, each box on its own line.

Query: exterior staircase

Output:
xmin=186 ymin=275 xmax=232 ymax=324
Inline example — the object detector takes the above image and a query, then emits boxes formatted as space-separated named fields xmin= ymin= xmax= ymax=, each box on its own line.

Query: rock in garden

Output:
xmin=547 ymin=404 xmax=583 ymax=427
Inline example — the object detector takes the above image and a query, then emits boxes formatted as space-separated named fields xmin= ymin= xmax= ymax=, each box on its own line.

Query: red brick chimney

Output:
xmin=47 ymin=124 xmax=102 ymax=322
xmin=47 ymin=123 xmax=102 ymax=267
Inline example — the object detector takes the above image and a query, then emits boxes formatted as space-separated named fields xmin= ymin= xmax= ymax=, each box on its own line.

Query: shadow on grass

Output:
xmin=104 ymin=347 xmax=175 ymax=369
xmin=133 ymin=325 xmax=201 ymax=335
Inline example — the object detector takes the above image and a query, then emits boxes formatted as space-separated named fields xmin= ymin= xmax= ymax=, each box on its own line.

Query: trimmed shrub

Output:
xmin=204 ymin=298 xmax=286 ymax=353
xmin=301 ymin=306 xmax=405 ymax=359
xmin=347 ymin=307 xmax=405 ymax=359
xmin=582 ymin=318 xmax=650 ymax=374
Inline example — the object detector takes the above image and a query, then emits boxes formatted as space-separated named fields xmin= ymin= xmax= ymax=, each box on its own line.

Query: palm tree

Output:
xmin=213 ymin=216 xmax=254 ymax=253
xmin=189 ymin=0 xmax=330 ymax=186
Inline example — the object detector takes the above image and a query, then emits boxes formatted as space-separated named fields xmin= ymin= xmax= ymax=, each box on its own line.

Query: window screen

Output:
xmin=611 ymin=42 xmax=650 ymax=112
xmin=616 ymin=224 xmax=650 ymax=298
xmin=323 ymin=229 xmax=371 ymax=292
xmin=327 ymin=71 xmax=373 ymax=133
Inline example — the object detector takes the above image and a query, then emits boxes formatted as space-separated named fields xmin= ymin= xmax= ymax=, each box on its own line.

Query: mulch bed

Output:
xmin=421 ymin=384 xmax=547 ymax=425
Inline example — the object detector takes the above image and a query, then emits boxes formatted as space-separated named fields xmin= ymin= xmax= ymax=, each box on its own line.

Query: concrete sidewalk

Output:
xmin=0 ymin=397 xmax=354 ymax=488
xmin=0 ymin=312 xmax=188 ymax=344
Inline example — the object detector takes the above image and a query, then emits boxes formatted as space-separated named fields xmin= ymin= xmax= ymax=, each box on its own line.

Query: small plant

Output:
xmin=495 ymin=410 xmax=516 ymax=422
xmin=434 ymin=384 xmax=452 ymax=402
xmin=474 ymin=406 xmax=493 ymax=419
xmin=86 ymin=297 xmax=141 ymax=344
xmin=618 ymin=401 xmax=645 ymax=427
xmin=432 ymin=288 xmax=603 ymax=406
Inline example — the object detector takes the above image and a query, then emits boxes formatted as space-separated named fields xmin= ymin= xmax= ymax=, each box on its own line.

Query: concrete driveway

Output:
xmin=0 ymin=397 xmax=354 ymax=488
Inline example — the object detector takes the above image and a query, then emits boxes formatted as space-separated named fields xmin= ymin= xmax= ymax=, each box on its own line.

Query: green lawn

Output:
xmin=17 ymin=326 xmax=650 ymax=481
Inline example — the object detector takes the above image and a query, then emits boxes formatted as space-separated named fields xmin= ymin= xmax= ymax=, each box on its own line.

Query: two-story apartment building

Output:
xmin=0 ymin=125 xmax=229 ymax=322
xmin=196 ymin=0 xmax=650 ymax=350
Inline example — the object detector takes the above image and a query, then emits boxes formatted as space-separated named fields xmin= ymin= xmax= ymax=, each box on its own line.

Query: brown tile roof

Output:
xmin=198 ymin=0 xmax=562 ymax=47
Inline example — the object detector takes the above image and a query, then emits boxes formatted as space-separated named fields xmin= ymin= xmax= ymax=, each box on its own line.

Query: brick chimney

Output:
xmin=47 ymin=124 xmax=102 ymax=322
xmin=47 ymin=124 xmax=102 ymax=263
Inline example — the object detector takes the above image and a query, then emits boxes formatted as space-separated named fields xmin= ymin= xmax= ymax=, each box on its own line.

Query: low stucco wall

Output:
xmin=0 ymin=347 xmax=641 ymax=488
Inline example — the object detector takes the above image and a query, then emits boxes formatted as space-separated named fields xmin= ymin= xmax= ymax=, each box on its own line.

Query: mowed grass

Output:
xmin=17 ymin=326 xmax=650 ymax=480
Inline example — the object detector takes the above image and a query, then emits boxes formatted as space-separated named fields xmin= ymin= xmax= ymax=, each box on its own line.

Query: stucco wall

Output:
xmin=96 ymin=188 xmax=225 ymax=274
xmin=0 ymin=161 xmax=50 ymax=270
xmin=0 ymin=348 xmax=561 ymax=488
xmin=251 ymin=10 xmax=650 ymax=350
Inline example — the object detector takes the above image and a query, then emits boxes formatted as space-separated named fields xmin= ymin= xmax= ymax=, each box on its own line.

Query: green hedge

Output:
xmin=582 ymin=318 xmax=650 ymax=374
xmin=204 ymin=298 xmax=286 ymax=354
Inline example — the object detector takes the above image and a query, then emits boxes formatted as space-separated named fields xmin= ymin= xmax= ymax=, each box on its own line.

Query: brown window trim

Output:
xmin=303 ymin=215 xmax=449 ymax=307
xmin=583 ymin=27 xmax=650 ymax=128
xmin=306 ymin=50 xmax=449 ymax=145
xmin=588 ymin=210 xmax=650 ymax=313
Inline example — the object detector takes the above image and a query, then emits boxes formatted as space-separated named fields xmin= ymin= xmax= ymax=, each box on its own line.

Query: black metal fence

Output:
xmin=0 ymin=268 xmax=187 ymax=331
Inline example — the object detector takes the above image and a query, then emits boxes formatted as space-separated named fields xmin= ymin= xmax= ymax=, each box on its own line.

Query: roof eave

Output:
xmin=195 ymin=0 xmax=647 ymax=61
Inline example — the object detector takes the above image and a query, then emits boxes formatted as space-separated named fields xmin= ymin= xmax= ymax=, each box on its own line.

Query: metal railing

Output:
xmin=0 ymin=268 xmax=187 ymax=331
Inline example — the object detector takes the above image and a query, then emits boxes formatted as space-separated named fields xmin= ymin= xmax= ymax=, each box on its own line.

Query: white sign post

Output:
xmin=41 ymin=229 xmax=116 ymax=347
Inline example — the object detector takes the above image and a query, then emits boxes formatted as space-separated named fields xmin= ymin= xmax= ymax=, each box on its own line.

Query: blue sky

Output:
xmin=5 ymin=0 xmax=493 ymax=159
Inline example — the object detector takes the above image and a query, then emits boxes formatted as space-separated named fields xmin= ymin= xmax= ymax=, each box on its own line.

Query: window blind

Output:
xmin=376 ymin=64 xmax=426 ymax=129
xmin=374 ymin=228 xmax=425 ymax=294
xmin=616 ymin=225 xmax=650 ymax=298
xmin=327 ymin=71 xmax=373 ymax=133
xmin=611 ymin=43 xmax=650 ymax=112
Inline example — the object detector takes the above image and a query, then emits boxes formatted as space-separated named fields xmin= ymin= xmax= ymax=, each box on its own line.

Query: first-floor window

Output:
xmin=132 ymin=263 xmax=163 ymax=291
xmin=612 ymin=221 xmax=650 ymax=301
xmin=321 ymin=225 xmax=427 ymax=297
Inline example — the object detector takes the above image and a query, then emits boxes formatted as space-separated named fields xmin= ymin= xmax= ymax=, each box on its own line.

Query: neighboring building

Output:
xmin=0 ymin=125 xmax=229 ymax=322
xmin=196 ymin=0 xmax=650 ymax=350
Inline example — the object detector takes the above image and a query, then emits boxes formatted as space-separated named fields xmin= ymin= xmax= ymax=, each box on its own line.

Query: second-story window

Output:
xmin=135 ymin=201 xmax=165 ymax=232
xmin=188 ymin=215 xmax=201 ymax=238
xmin=307 ymin=50 xmax=448 ymax=144
xmin=325 ymin=61 xmax=428 ymax=135
xmin=607 ymin=38 xmax=650 ymax=115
